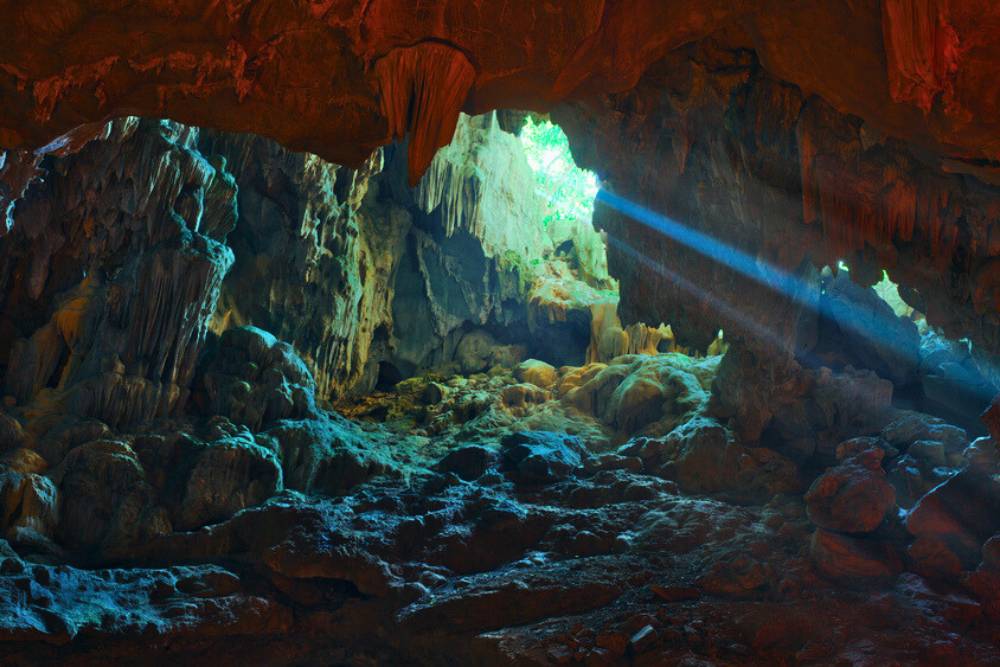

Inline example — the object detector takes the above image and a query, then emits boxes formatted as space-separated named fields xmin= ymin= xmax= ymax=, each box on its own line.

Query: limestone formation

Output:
xmin=0 ymin=4 xmax=999 ymax=664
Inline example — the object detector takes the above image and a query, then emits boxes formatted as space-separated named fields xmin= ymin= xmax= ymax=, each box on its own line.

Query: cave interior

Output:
xmin=1 ymin=2 xmax=1000 ymax=665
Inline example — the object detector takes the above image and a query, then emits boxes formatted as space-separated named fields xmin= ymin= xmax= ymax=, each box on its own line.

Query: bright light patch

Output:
xmin=519 ymin=117 xmax=599 ymax=227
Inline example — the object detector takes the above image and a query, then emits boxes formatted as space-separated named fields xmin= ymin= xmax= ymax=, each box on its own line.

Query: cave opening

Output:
xmin=1 ymin=6 xmax=1000 ymax=664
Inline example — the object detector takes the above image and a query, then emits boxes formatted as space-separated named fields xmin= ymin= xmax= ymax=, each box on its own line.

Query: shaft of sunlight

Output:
xmin=597 ymin=189 xmax=913 ymax=363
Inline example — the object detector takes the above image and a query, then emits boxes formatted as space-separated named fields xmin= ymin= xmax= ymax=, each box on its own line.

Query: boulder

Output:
xmin=199 ymin=326 xmax=318 ymax=430
xmin=500 ymin=431 xmax=589 ymax=484
xmin=816 ymin=272 xmax=920 ymax=387
xmin=0 ymin=468 xmax=59 ymax=537
xmin=52 ymin=440 xmax=168 ymax=553
xmin=804 ymin=449 xmax=895 ymax=533
xmin=622 ymin=417 xmax=799 ymax=503
xmin=500 ymin=383 xmax=550 ymax=414
xmin=174 ymin=435 xmax=282 ymax=531
xmin=262 ymin=415 xmax=396 ymax=494
xmin=514 ymin=359 xmax=558 ymax=389
xmin=880 ymin=412 xmax=967 ymax=456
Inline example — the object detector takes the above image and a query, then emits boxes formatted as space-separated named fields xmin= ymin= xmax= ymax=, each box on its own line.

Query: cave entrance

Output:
xmin=517 ymin=115 xmax=600 ymax=235
xmin=815 ymin=262 xmax=997 ymax=435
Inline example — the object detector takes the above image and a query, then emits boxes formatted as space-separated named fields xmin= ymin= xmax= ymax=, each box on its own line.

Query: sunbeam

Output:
xmin=596 ymin=188 xmax=1000 ymax=390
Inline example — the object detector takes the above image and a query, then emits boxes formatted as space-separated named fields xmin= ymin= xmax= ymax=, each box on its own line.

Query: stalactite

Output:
xmin=375 ymin=43 xmax=475 ymax=186
xmin=881 ymin=0 xmax=961 ymax=114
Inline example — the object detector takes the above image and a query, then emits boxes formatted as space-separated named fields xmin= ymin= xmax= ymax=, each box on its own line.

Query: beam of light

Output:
xmin=606 ymin=235 xmax=793 ymax=354
xmin=596 ymin=188 xmax=1000 ymax=397
xmin=597 ymin=189 xmax=819 ymax=310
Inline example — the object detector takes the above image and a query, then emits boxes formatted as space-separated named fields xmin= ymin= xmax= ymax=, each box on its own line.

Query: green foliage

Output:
xmin=519 ymin=117 xmax=599 ymax=228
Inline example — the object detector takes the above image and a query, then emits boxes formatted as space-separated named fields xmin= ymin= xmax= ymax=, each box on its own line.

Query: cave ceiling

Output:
xmin=1 ymin=0 xmax=999 ymax=186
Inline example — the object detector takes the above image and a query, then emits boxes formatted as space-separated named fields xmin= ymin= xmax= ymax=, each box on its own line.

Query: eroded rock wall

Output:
xmin=556 ymin=32 xmax=1000 ymax=436
xmin=0 ymin=119 xmax=236 ymax=430
xmin=202 ymin=112 xmax=602 ymax=400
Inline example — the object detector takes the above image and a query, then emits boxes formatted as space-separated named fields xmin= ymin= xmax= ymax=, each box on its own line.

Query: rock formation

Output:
xmin=1 ymin=2 xmax=1000 ymax=665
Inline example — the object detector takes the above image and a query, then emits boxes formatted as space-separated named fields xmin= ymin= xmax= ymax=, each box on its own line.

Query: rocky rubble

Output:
xmin=1 ymin=350 xmax=999 ymax=664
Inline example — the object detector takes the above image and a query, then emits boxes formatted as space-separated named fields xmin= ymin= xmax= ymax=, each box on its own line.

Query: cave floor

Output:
xmin=2 ymin=356 xmax=999 ymax=666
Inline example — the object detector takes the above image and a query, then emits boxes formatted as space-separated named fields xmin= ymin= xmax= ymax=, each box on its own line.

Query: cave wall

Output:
xmin=203 ymin=112 xmax=595 ymax=401
xmin=199 ymin=131 xmax=405 ymax=400
xmin=0 ymin=109 xmax=600 ymax=429
xmin=0 ymin=119 xmax=237 ymax=431
xmin=556 ymin=32 xmax=1000 ymax=351
xmin=555 ymin=30 xmax=1000 ymax=437
xmin=559 ymin=33 xmax=1000 ymax=356
xmin=1 ymin=2 xmax=998 ymax=415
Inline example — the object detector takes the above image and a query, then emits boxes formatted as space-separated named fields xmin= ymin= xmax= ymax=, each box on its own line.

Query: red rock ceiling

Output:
xmin=2 ymin=0 xmax=1000 ymax=187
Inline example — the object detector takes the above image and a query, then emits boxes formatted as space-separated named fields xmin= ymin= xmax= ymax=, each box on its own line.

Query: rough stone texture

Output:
xmin=556 ymin=34 xmax=1000 ymax=438
xmin=201 ymin=130 xmax=400 ymax=400
xmin=805 ymin=448 xmax=896 ymax=534
xmin=1 ymin=6 xmax=1000 ymax=663
xmin=2 ymin=1 xmax=1000 ymax=183
xmin=0 ymin=119 xmax=236 ymax=430
xmin=906 ymin=468 xmax=1000 ymax=567
xmin=203 ymin=112 xmax=609 ymax=400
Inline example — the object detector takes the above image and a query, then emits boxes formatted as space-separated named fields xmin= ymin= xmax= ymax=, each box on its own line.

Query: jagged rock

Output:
xmin=762 ymin=366 xmax=895 ymax=465
xmin=203 ymin=131 xmax=398 ymax=400
xmin=0 ymin=467 xmax=58 ymax=537
xmin=34 ymin=419 xmax=113 ymax=468
xmin=500 ymin=383 xmax=550 ymax=416
xmin=804 ymin=448 xmax=895 ymax=534
xmin=814 ymin=272 xmax=920 ymax=387
xmin=265 ymin=538 xmax=400 ymax=598
xmin=886 ymin=455 xmax=937 ymax=510
xmin=455 ymin=330 xmax=512 ymax=375
xmin=696 ymin=554 xmax=769 ymax=598
xmin=0 ymin=119 xmax=236 ymax=429
xmin=834 ymin=436 xmax=893 ymax=461
xmin=881 ymin=412 xmax=967 ymax=456
xmin=398 ymin=568 xmax=622 ymax=634
xmin=918 ymin=330 xmax=997 ymax=424
xmin=563 ymin=354 xmax=715 ymax=436
xmin=622 ymin=417 xmax=799 ymax=503
xmin=963 ymin=437 xmax=1000 ymax=473
xmin=905 ymin=469 xmax=1000 ymax=567
xmin=908 ymin=440 xmax=947 ymax=468
xmin=500 ymin=431 xmax=589 ymax=485
xmin=0 ymin=562 xmax=290 ymax=645
xmin=261 ymin=416 xmax=396 ymax=495
xmin=810 ymin=529 xmax=902 ymax=583
xmin=134 ymin=428 xmax=283 ymax=532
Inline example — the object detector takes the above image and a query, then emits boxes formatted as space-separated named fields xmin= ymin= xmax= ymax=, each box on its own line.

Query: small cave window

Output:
xmin=518 ymin=117 xmax=599 ymax=229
